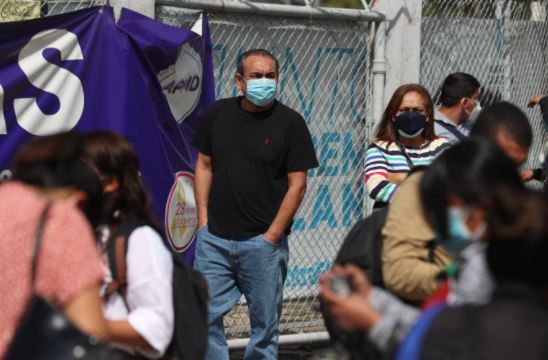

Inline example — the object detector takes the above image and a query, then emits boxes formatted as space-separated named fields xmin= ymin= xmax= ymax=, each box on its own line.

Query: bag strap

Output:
xmin=106 ymin=233 xmax=130 ymax=300
xmin=426 ymin=240 xmax=437 ymax=263
xmin=30 ymin=203 xmax=52 ymax=286
xmin=435 ymin=120 xmax=467 ymax=141
xmin=105 ymin=220 xmax=153 ymax=303
xmin=394 ymin=140 xmax=415 ymax=170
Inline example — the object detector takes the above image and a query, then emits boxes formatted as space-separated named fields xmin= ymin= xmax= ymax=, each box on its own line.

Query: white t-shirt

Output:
xmin=101 ymin=225 xmax=174 ymax=359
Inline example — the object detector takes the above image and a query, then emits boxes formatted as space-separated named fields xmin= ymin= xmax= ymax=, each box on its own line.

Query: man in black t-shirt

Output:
xmin=192 ymin=49 xmax=318 ymax=360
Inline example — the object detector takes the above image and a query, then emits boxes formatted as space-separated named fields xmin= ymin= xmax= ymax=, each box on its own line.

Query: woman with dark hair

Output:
xmin=81 ymin=131 xmax=174 ymax=359
xmin=364 ymin=84 xmax=450 ymax=207
xmin=82 ymin=131 xmax=156 ymax=227
xmin=0 ymin=133 xmax=109 ymax=357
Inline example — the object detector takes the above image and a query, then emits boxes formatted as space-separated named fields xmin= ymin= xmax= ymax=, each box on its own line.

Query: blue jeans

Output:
xmin=193 ymin=225 xmax=289 ymax=360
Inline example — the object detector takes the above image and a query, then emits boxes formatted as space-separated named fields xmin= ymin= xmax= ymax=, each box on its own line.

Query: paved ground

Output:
xmin=229 ymin=342 xmax=338 ymax=360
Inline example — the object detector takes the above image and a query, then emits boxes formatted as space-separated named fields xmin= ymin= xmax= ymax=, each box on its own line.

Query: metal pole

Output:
xmin=227 ymin=331 xmax=330 ymax=349
xmin=371 ymin=20 xmax=386 ymax=129
xmin=374 ymin=0 xmax=422 ymax=105
xmin=363 ymin=19 xmax=387 ymax=216
xmin=156 ymin=0 xmax=385 ymax=22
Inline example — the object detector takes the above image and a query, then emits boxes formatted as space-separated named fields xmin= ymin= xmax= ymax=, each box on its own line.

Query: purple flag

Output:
xmin=0 ymin=6 xmax=215 ymax=263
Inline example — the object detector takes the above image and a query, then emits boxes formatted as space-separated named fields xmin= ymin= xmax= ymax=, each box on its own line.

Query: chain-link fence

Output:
xmin=42 ymin=0 xmax=106 ymax=16
xmin=11 ymin=0 xmax=548 ymax=343
xmin=7 ymin=0 xmax=378 ymax=341
xmin=421 ymin=0 xmax=548 ymax=187
xmin=157 ymin=4 xmax=376 ymax=338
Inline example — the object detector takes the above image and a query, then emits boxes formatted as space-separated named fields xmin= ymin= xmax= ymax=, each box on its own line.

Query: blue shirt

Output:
xmin=434 ymin=108 xmax=471 ymax=145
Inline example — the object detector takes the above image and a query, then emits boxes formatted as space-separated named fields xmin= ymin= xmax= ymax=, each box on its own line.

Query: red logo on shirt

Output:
xmin=264 ymin=138 xmax=270 ymax=144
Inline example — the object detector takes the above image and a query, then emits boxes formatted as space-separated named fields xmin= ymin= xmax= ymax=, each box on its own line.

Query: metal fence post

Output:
xmin=373 ymin=0 xmax=422 ymax=105
xmin=371 ymin=19 xmax=387 ymax=133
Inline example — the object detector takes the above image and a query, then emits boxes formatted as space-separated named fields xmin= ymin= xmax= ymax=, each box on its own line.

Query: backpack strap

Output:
xmin=426 ymin=240 xmax=437 ymax=263
xmin=105 ymin=233 xmax=129 ymax=301
xmin=104 ymin=219 xmax=152 ymax=303
xmin=434 ymin=120 xmax=467 ymax=141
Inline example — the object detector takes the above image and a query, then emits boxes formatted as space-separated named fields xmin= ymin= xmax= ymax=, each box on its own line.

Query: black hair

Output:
xmin=236 ymin=49 xmax=279 ymax=76
xmin=486 ymin=189 xmax=548 ymax=288
xmin=470 ymin=101 xmax=533 ymax=149
xmin=81 ymin=131 xmax=157 ymax=227
xmin=420 ymin=138 xmax=523 ymax=239
xmin=12 ymin=133 xmax=103 ymax=227
xmin=439 ymin=72 xmax=481 ymax=106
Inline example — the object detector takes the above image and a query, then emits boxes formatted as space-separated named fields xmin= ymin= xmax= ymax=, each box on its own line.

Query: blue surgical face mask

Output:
xmin=394 ymin=111 xmax=427 ymax=138
xmin=244 ymin=78 xmax=277 ymax=107
xmin=443 ymin=207 xmax=486 ymax=255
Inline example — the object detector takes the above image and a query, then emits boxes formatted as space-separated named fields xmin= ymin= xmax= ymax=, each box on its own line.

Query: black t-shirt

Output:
xmin=192 ymin=97 xmax=319 ymax=239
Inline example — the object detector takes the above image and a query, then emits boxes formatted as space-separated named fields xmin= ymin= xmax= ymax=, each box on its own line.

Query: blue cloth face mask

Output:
xmin=245 ymin=78 xmax=277 ymax=107
xmin=394 ymin=111 xmax=427 ymax=138
xmin=443 ymin=207 xmax=486 ymax=255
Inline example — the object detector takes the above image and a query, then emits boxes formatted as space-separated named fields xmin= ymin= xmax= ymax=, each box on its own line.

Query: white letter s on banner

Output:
xmin=15 ymin=29 xmax=84 ymax=136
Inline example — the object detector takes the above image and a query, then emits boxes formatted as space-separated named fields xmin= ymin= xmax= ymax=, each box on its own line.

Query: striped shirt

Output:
xmin=364 ymin=138 xmax=450 ymax=203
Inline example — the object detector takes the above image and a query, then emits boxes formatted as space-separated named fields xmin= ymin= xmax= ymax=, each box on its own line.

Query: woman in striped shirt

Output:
xmin=364 ymin=84 xmax=450 ymax=208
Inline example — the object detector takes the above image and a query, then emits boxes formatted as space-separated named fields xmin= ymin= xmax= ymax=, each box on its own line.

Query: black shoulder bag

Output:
xmin=5 ymin=203 xmax=122 ymax=360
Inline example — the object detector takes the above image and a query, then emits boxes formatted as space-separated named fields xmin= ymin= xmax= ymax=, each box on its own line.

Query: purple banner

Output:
xmin=0 ymin=6 xmax=215 ymax=263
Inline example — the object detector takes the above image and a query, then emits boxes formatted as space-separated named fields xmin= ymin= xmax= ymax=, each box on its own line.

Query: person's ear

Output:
xmin=103 ymin=177 xmax=119 ymax=193
xmin=235 ymin=73 xmax=246 ymax=93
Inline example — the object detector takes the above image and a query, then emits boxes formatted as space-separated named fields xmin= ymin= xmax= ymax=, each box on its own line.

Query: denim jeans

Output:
xmin=193 ymin=225 xmax=288 ymax=360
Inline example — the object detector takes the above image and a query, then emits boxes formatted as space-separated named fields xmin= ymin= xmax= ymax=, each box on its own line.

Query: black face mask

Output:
xmin=394 ymin=111 xmax=427 ymax=138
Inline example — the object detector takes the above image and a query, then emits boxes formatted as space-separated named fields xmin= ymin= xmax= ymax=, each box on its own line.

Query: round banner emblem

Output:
xmin=165 ymin=171 xmax=198 ymax=252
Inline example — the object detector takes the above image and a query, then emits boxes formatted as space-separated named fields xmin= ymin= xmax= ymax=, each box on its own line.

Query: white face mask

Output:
xmin=466 ymin=100 xmax=482 ymax=122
